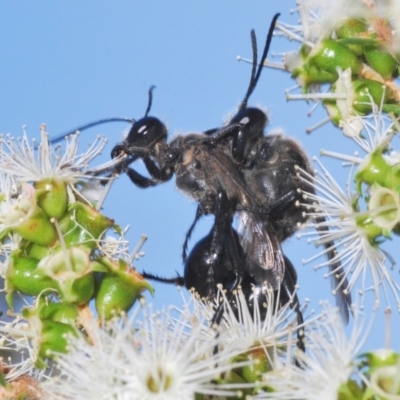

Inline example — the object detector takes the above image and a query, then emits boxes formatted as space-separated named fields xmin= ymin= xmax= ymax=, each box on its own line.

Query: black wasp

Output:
xmin=105 ymin=13 xmax=309 ymax=347
xmin=53 ymin=14 xmax=348 ymax=347
xmin=182 ymin=15 xmax=353 ymax=323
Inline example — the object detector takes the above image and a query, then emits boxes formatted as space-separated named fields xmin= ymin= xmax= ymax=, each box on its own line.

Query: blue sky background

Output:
xmin=0 ymin=1 xmax=398 ymax=353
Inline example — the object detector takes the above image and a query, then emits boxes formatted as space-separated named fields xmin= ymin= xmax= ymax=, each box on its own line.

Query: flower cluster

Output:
xmin=37 ymin=295 xmax=400 ymax=399
xmin=0 ymin=127 xmax=153 ymax=373
xmin=269 ymin=0 xmax=400 ymax=124
xmin=41 ymin=300 xmax=259 ymax=400
xmin=260 ymin=304 xmax=400 ymax=400
xmin=1 ymin=0 xmax=400 ymax=398
xmin=242 ymin=0 xmax=400 ymax=311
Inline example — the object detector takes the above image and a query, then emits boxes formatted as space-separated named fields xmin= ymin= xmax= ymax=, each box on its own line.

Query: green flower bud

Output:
xmin=24 ymin=242 xmax=52 ymax=260
xmin=58 ymin=213 xmax=94 ymax=250
xmin=59 ymin=202 xmax=116 ymax=250
xmin=381 ymin=103 xmax=400 ymax=115
xmin=22 ymin=303 xmax=78 ymax=367
xmin=39 ymin=302 xmax=79 ymax=325
xmin=234 ymin=347 xmax=272 ymax=383
xmin=66 ymin=272 xmax=95 ymax=304
xmin=6 ymin=251 xmax=57 ymax=301
xmin=95 ymin=259 xmax=154 ymax=319
xmin=364 ymin=45 xmax=398 ymax=79
xmin=336 ymin=18 xmax=367 ymax=39
xmin=352 ymin=79 xmax=391 ymax=114
xmin=356 ymin=149 xmax=400 ymax=193
xmin=293 ymin=63 xmax=338 ymax=88
xmin=309 ymin=39 xmax=362 ymax=77
xmin=355 ymin=214 xmax=384 ymax=244
xmin=13 ymin=206 xmax=57 ymax=246
xmin=363 ymin=349 xmax=399 ymax=371
xmin=1 ymin=185 xmax=57 ymax=245
xmin=39 ymin=320 xmax=78 ymax=358
xmin=336 ymin=18 xmax=368 ymax=56
xmin=36 ymin=179 xmax=68 ymax=219
xmin=72 ymin=202 xmax=115 ymax=238
xmin=337 ymin=379 xmax=364 ymax=400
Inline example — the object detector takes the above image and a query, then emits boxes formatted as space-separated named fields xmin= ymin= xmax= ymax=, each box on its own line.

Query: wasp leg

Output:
xmin=182 ymin=205 xmax=204 ymax=262
xmin=140 ymin=270 xmax=184 ymax=286
xmin=280 ymin=256 xmax=305 ymax=358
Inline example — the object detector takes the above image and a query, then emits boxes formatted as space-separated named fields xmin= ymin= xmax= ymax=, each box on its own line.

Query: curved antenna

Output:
xmin=144 ymin=85 xmax=156 ymax=117
xmin=239 ymin=12 xmax=280 ymax=110
xmin=49 ymin=117 xmax=136 ymax=145
xmin=238 ymin=30 xmax=258 ymax=111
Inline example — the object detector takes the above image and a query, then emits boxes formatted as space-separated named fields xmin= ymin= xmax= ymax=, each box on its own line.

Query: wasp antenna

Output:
xmin=49 ymin=117 xmax=136 ymax=145
xmin=145 ymin=85 xmax=157 ymax=117
xmin=238 ymin=29 xmax=258 ymax=111
xmin=253 ymin=13 xmax=280 ymax=94
xmin=239 ymin=12 xmax=280 ymax=110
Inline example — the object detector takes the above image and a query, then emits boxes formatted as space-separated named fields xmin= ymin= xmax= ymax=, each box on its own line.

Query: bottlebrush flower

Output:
xmin=299 ymin=158 xmax=400 ymax=310
xmin=42 ymin=305 xmax=256 ymax=400
xmin=0 ymin=125 xmax=117 ymax=206
xmin=259 ymin=303 xmax=370 ymax=400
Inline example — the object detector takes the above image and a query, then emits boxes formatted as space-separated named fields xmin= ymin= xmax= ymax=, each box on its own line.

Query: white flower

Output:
xmin=276 ymin=0 xmax=399 ymax=51
xmin=213 ymin=285 xmax=308 ymax=370
xmin=0 ymin=173 xmax=21 ymax=277
xmin=299 ymin=158 xmax=400 ymax=310
xmin=0 ymin=183 xmax=35 ymax=228
xmin=0 ymin=125 xmax=118 ymax=206
xmin=254 ymin=0 xmax=400 ymax=134
xmin=294 ymin=0 xmax=370 ymax=42
xmin=258 ymin=303 xmax=370 ymax=400
xmin=42 ymin=305 xmax=256 ymax=400
xmin=337 ymin=105 xmax=396 ymax=153
xmin=0 ymin=232 xmax=20 ymax=279
xmin=0 ymin=316 xmax=48 ymax=395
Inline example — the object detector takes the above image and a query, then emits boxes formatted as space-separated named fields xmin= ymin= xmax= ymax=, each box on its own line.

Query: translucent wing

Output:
xmin=237 ymin=211 xmax=285 ymax=289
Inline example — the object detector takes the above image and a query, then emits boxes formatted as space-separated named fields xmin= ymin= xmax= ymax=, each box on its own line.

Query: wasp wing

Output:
xmin=237 ymin=211 xmax=285 ymax=290
xmin=206 ymin=146 xmax=286 ymax=289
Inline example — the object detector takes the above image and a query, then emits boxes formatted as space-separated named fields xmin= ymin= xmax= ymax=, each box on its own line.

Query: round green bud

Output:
xmin=364 ymin=349 xmax=399 ymax=370
xmin=36 ymin=179 xmax=68 ymax=219
xmin=59 ymin=202 xmax=115 ymax=250
xmin=309 ymin=39 xmax=362 ymax=77
xmin=336 ymin=18 xmax=368 ymax=56
xmin=292 ymin=63 xmax=338 ymax=88
xmin=95 ymin=268 xmax=154 ymax=319
xmin=356 ymin=150 xmax=400 ymax=193
xmin=6 ymin=251 xmax=57 ymax=297
xmin=13 ymin=207 xmax=57 ymax=246
xmin=237 ymin=347 xmax=272 ymax=383
xmin=364 ymin=46 xmax=398 ymax=79
xmin=352 ymin=79 xmax=391 ymax=114
xmin=24 ymin=242 xmax=52 ymax=260
xmin=39 ymin=302 xmax=79 ymax=325
xmin=39 ymin=320 xmax=78 ymax=358
xmin=337 ymin=379 xmax=364 ymax=400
